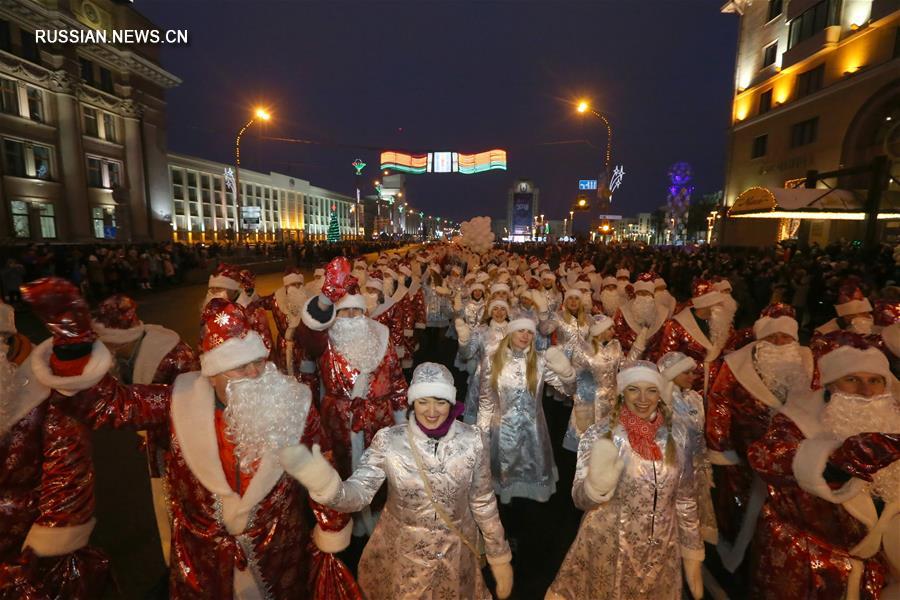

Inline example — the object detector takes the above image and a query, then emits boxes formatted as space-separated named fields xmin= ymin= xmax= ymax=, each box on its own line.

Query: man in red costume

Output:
xmin=653 ymin=279 xmax=737 ymax=396
xmin=705 ymin=303 xmax=813 ymax=572
xmin=748 ymin=332 xmax=900 ymax=599
xmin=612 ymin=272 xmax=667 ymax=359
xmin=300 ymin=257 xmax=408 ymax=535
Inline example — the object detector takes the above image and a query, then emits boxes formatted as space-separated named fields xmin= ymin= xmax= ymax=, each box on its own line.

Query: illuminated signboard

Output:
xmin=381 ymin=149 xmax=507 ymax=174
xmin=578 ymin=179 xmax=597 ymax=190
xmin=512 ymin=193 xmax=532 ymax=235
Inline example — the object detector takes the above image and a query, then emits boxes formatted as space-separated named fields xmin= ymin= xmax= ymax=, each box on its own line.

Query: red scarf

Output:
xmin=619 ymin=405 xmax=664 ymax=461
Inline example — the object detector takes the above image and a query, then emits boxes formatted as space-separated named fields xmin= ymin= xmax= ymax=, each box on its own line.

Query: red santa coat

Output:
xmin=256 ymin=289 xmax=319 ymax=401
xmin=653 ymin=307 xmax=733 ymax=396
xmin=64 ymin=368 xmax=353 ymax=599
xmin=611 ymin=302 xmax=666 ymax=358
xmin=705 ymin=342 xmax=813 ymax=571
xmin=747 ymin=391 xmax=900 ymax=600
xmin=0 ymin=340 xmax=144 ymax=599
xmin=370 ymin=287 xmax=409 ymax=368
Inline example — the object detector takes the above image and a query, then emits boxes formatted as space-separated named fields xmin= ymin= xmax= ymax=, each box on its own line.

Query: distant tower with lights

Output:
xmin=506 ymin=180 xmax=540 ymax=241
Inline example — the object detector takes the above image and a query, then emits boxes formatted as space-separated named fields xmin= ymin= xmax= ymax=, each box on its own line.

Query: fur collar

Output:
xmin=133 ymin=325 xmax=180 ymax=385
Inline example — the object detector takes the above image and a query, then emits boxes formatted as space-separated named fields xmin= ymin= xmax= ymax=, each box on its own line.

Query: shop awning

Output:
xmin=728 ymin=186 xmax=900 ymax=220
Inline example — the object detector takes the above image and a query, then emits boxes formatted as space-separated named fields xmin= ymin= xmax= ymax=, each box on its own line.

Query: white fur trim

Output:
xmin=564 ymin=288 xmax=582 ymax=301
xmin=661 ymin=356 xmax=697 ymax=381
xmin=753 ymin=315 xmax=799 ymax=341
xmin=883 ymin=323 xmax=900 ymax=357
xmin=708 ymin=449 xmax=741 ymax=466
xmin=171 ymin=372 xmax=307 ymax=536
xmin=507 ymin=318 xmax=536 ymax=334
xmin=365 ymin=278 xmax=383 ymax=291
xmin=590 ymin=317 xmax=614 ymax=337
xmin=92 ymin=320 xmax=145 ymax=345
xmin=835 ymin=298 xmax=872 ymax=317
xmin=490 ymin=283 xmax=510 ymax=295
xmin=335 ymin=293 xmax=366 ymax=312
xmin=620 ymin=302 xmax=667 ymax=340
xmin=301 ymin=295 xmax=336 ymax=332
xmin=282 ymin=273 xmax=304 ymax=286
xmin=22 ymin=518 xmax=96 ymax=557
xmin=0 ymin=358 xmax=51 ymax=437
xmin=208 ymin=274 xmax=241 ymax=290
xmin=200 ymin=331 xmax=268 ymax=377
xmin=407 ymin=381 xmax=456 ymax=404
xmin=724 ymin=344 xmax=782 ymax=410
xmin=792 ymin=435 xmax=865 ymax=503
xmin=30 ymin=339 xmax=113 ymax=396
xmin=633 ymin=280 xmax=655 ymax=294
xmin=488 ymin=299 xmax=509 ymax=314
xmin=313 ymin=521 xmax=353 ymax=554
xmin=691 ymin=290 xmax=724 ymax=309
xmin=819 ymin=346 xmax=892 ymax=385
xmin=616 ymin=364 xmax=664 ymax=393
xmin=714 ymin=280 xmax=732 ymax=292
xmin=616 ymin=269 xmax=630 ymax=278
xmin=133 ymin=325 xmax=181 ymax=385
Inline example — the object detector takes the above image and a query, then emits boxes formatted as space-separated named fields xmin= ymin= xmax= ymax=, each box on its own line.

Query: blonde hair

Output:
xmin=563 ymin=301 xmax=589 ymax=328
xmin=490 ymin=335 xmax=538 ymax=397
xmin=606 ymin=393 xmax=676 ymax=466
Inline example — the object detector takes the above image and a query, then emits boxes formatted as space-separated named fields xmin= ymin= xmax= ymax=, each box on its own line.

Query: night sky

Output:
xmin=137 ymin=0 xmax=739 ymax=223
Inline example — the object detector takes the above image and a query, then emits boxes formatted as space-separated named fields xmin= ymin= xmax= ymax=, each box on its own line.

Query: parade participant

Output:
xmin=705 ymin=303 xmax=812 ymax=571
xmin=91 ymin=293 xmax=199 ymax=565
xmin=541 ymin=288 xmax=591 ymax=358
xmin=713 ymin=277 xmax=738 ymax=316
xmin=420 ymin=264 xmax=451 ymax=362
xmin=612 ymin=272 xmax=667 ymax=360
xmin=459 ymin=282 xmax=486 ymax=329
xmin=305 ymin=267 xmax=326 ymax=297
xmin=490 ymin=282 xmax=511 ymax=304
xmin=280 ymin=362 xmax=514 ymax=600
xmin=655 ymin=277 xmax=677 ymax=319
xmin=367 ymin=270 xmax=414 ymax=374
xmin=546 ymin=360 xmax=704 ymax=600
xmin=563 ymin=314 xmax=622 ymax=451
xmin=202 ymin=263 xmax=242 ymax=309
xmin=816 ymin=283 xmax=875 ymax=335
xmin=615 ymin=268 xmax=632 ymax=297
xmin=516 ymin=287 xmax=552 ymax=351
xmin=0 ymin=299 xmax=30 ymax=365
xmin=598 ymin=276 xmax=623 ymax=317
xmin=456 ymin=298 xmax=510 ymax=423
xmin=57 ymin=294 xmax=358 ymax=598
xmin=654 ymin=279 xmax=736 ymax=396
xmin=747 ymin=333 xmax=900 ymax=599
xmin=300 ymin=257 xmax=409 ymax=535
xmin=539 ymin=270 xmax=562 ymax=313
xmin=477 ymin=318 xmax=576 ymax=503
xmin=658 ymin=351 xmax=717 ymax=546
xmin=236 ymin=269 xmax=259 ymax=308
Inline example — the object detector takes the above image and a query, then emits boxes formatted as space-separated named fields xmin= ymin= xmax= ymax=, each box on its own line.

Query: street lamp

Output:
xmin=234 ymin=107 xmax=271 ymax=242
xmin=574 ymin=99 xmax=613 ymax=194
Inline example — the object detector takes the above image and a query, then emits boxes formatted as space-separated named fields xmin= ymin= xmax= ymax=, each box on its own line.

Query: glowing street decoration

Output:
xmin=380 ymin=149 xmax=507 ymax=175
xmin=610 ymin=165 xmax=625 ymax=194
xmin=224 ymin=167 xmax=236 ymax=192
xmin=352 ymin=158 xmax=366 ymax=175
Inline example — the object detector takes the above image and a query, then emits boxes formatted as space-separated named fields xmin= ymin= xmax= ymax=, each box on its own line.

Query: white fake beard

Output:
xmin=600 ymin=289 xmax=622 ymax=317
xmin=631 ymin=296 xmax=657 ymax=328
xmin=755 ymin=341 xmax=809 ymax=400
xmin=329 ymin=315 xmax=382 ymax=374
xmin=849 ymin=317 xmax=874 ymax=335
xmin=821 ymin=391 xmax=900 ymax=503
xmin=201 ymin=290 xmax=230 ymax=311
xmin=721 ymin=294 xmax=738 ymax=316
xmin=709 ymin=304 xmax=735 ymax=348
xmin=223 ymin=363 xmax=309 ymax=473
xmin=284 ymin=286 xmax=306 ymax=321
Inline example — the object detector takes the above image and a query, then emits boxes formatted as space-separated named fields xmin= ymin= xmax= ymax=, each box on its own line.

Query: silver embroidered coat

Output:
xmin=453 ymin=298 xmax=486 ymax=370
xmin=476 ymin=348 xmax=574 ymax=503
xmin=458 ymin=321 xmax=506 ymax=424
xmin=672 ymin=386 xmax=718 ymax=544
xmin=540 ymin=287 xmax=562 ymax=313
xmin=562 ymin=338 xmax=623 ymax=451
xmin=541 ymin=311 xmax=590 ymax=401
xmin=547 ymin=418 xmax=704 ymax=600
xmin=321 ymin=420 xmax=511 ymax=600
xmin=423 ymin=283 xmax=451 ymax=327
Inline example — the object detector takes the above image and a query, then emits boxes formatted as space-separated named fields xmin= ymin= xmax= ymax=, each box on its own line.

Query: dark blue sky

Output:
xmin=138 ymin=0 xmax=739 ymax=222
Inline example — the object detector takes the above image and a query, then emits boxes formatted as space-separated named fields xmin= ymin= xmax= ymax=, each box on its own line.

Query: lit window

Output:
xmin=38 ymin=203 xmax=56 ymax=238
xmin=26 ymin=87 xmax=42 ymax=122
xmin=9 ymin=199 xmax=29 ymax=238
xmin=0 ymin=78 xmax=19 ymax=115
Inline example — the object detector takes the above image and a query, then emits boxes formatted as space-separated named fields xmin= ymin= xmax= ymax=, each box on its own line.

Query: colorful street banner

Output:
xmin=380 ymin=149 xmax=507 ymax=174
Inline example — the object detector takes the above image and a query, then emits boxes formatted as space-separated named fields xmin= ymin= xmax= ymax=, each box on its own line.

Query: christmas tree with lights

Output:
xmin=327 ymin=204 xmax=341 ymax=242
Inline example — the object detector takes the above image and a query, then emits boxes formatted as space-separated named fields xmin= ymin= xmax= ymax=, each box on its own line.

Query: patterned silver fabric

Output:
xmin=672 ymin=386 xmax=717 ymax=543
xmin=323 ymin=421 xmax=511 ymax=600
xmin=458 ymin=322 xmax=506 ymax=423
xmin=563 ymin=338 xmax=624 ymax=451
xmin=547 ymin=417 xmax=703 ymax=599
xmin=541 ymin=287 xmax=562 ymax=313
xmin=476 ymin=347 xmax=574 ymax=503
xmin=410 ymin=361 xmax=454 ymax=388
xmin=462 ymin=298 xmax=486 ymax=329
xmin=541 ymin=310 xmax=591 ymax=401
xmin=423 ymin=283 xmax=451 ymax=327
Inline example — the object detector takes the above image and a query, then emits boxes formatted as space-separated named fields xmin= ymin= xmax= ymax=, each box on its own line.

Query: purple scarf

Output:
xmin=415 ymin=402 xmax=465 ymax=439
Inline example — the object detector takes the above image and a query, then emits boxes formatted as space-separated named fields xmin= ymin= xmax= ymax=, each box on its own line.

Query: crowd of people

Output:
xmin=0 ymin=238 xmax=898 ymax=599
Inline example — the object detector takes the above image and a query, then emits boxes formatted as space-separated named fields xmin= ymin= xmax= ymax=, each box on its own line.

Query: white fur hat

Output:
xmin=335 ymin=293 xmax=367 ymax=312
xmin=818 ymin=345 xmax=891 ymax=385
xmin=407 ymin=362 xmax=457 ymax=405
xmin=616 ymin=360 xmax=664 ymax=393
xmin=490 ymin=283 xmax=510 ymax=295
xmin=657 ymin=351 xmax=697 ymax=381
xmin=488 ymin=299 xmax=509 ymax=314
xmin=507 ymin=317 xmax=536 ymax=334
xmin=590 ymin=314 xmax=614 ymax=337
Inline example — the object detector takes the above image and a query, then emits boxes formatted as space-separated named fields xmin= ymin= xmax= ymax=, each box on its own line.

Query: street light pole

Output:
xmin=234 ymin=108 xmax=270 ymax=243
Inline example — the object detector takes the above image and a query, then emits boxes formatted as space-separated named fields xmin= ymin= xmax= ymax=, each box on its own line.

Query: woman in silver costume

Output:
xmin=280 ymin=362 xmax=514 ymax=600
xmin=540 ymin=288 xmax=592 ymax=402
xmin=455 ymin=298 xmax=509 ymax=423
xmin=562 ymin=313 xmax=623 ymax=452
xmin=546 ymin=360 xmax=705 ymax=600
xmin=477 ymin=317 xmax=577 ymax=504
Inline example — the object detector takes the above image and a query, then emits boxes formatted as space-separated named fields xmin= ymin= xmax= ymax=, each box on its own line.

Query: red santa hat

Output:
xmin=616 ymin=360 xmax=664 ymax=393
xmin=92 ymin=294 xmax=144 ymax=345
xmin=753 ymin=303 xmax=799 ymax=341
xmin=21 ymin=277 xmax=96 ymax=347
xmin=713 ymin=277 xmax=732 ymax=293
xmin=239 ymin=269 xmax=256 ymax=290
xmin=208 ymin=263 xmax=242 ymax=291
xmin=657 ymin=351 xmax=697 ymax=381
xmin=654 ymin=277 xmax=667 ymax=289
xmin=398 ymin=263 xmax=413 ymax=277
xmin=334 ymin=279 xmax=367 ymax=311
xmin=873 ymin=300 xmax=900 ymax=327
xmin=199 ymin=299 xmax=268 ymax=376
xmin=0 ymin=300 xmax=15 ymax=333
xmin=601 ymin=276 xmax=618 ymax=289
xmin=283 ymin=266 xmax=304 ymax=287
xmin=691 ymin=280 xmax=724 ymax=309
xmin=407 ymin=362 xmax=457 ymax=405
xmin=814 ymin=331 xmax=892 ymax=386
xmin=590 ymin=314 xmax=614 ymax=337
xmin=365 ymin=271 xmax=384 ymax=291
xmin=834 ymin=284 xmax=872 ymax=317
xmin=615 ymin=268 xmax=630 ymax=280
xmin=633 ymin=272 xmax=657 ymax=295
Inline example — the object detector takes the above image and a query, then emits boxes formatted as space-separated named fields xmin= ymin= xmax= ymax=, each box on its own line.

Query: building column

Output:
xmin=50 ymin=70 xmax=92 ymax=242
xmin=121 ymin=100 xmax=150 ymax=242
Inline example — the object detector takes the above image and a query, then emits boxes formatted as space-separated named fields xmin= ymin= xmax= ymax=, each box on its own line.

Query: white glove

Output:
xmin=453 ymin=293 xmax=463 ymax=312
xmin=531 ymin=289 xmax=548 ymax=313
xmin=435 ymin=285 xmax=451 ymax=296
xmin=584 ymin=438 xmax=625 ymax=503
xmin=316 ymin=294 xmax=332 ymax=311
xmin=278 ymin=444 xmax=341 ymax=503
xmin=490 ymin=560 xmax=513 ymax=599
xmin=544 ymin=346 xmax=575 ymax=382
xmin=683 ymin=557 xmax=704 ymax=599
xmin=455 ymin=317 xmax=471 ymax=345
xmin=634 ymin=326 xmax=649 ymax=350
